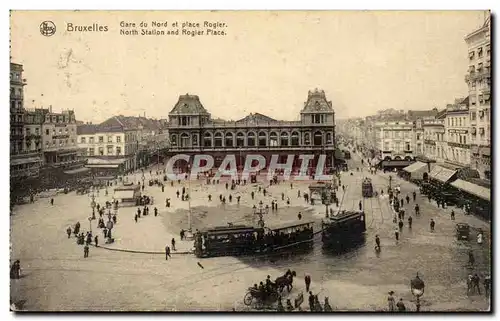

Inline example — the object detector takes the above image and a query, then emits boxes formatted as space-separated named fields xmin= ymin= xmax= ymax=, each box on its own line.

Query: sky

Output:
xmin=10 ymin=10 xmax=488 ymax=123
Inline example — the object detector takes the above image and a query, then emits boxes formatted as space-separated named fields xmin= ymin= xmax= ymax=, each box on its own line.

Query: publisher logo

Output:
xmin=40 ymin=21 xmax=56 ymax=37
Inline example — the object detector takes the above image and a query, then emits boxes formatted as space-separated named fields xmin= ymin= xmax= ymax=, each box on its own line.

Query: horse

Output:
xmin=275 ymin=270 xmax=296 ymax=293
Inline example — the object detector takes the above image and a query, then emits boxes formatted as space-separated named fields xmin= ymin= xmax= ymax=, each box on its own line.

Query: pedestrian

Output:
xmin=66 ymin=226 xmax=72 ymax=238
xmin=308 ymin=291 xmax=315 ymax=311
xmin=395 ymin=229 xmax=399 ymax=241
xmin=398 ymin=220 xmax=404 ymax=231
xmin=208 ymin=194 xmax=212 ymax=201
xmin=180 ymin=229 xmax=185 ymax=240
xmin=154 ymin=207 xmax=158 ymax=216
xmin=162 ymin=185 xmax=164 ymax=192
xmin=468 ymin=250 xmax=475 ymax=266
xmin=165 ymin=245 xmax=170 ymax=260
xmin=134 ymin=214 xmax=138 ymax=223
xmin=304 ymin=274 xmax=311 ymax=292
xmin=375 ymin=234 xmax=381 ymax=249
xmin=286 ymin=197 xmax=290 ymax=205
xmin=408 ymin=216 xmax=412 ymax=229
xmin=406 ymin=195 xmax=410 ymax=204
xmin=451 ymin=210 xmax=455 ymax=220
xmin=50 ymin=198 xmax=54 ymax=206
xmin=396 ymin=298 xmax=406 ymax=311
xmin=251 ymin=191 xmax=255 ymax=200
xmin=387 ymin=291 xmax=396 ymax=311
xmin=94 ymin=235 xmax=98 ymax=247
xmin=171 ymin=238 xmax=176 ymax=251
xmin=237 ymin=196 xmax=240 ymax=204
xmin=415 ymin=204 xmax=419 ymax=215
xmin=359 ymin=200 xmax=362 ymax=211
xmin=84 ymin=244 xmax=89 ymax=258
xmin=400 ymin=199 xmax=404 ymax=207
xmin=430 ymin=219 xmax=435 ymax=232
xmin=176 ymin=190 xmax=180 ymax=198
xmin=298 ymin=212 xmax=302 ymax=220
xmin=412 ymin=191 xmax=416 ymax=201
xmin=484 ymin=275 xmax=491 ymax=297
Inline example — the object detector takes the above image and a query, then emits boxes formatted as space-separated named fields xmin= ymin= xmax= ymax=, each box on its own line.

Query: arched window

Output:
xmin=247 ymin=132 xmax=256 ymax=147
xmin=304 ymin=133 xmax=310 ymax=145
xmin=180 ymin=133 xmax=190 ymax=148
xmin=204 ymin=132 xmax=212 ymax=147
xmin=236 ymin=132 xmax=245 ymax=147
xmin=192 ymin=134 xmax=198 ymax=146
xmin=291 ymin=131 xmax=299 ymax=146
xmin=225 ymin=132 xmax=234 ymax=147
xmin=269 ymin=132 xmax=278 ymax=147
xmin=214 ymin=132 xmax=223 ymax=147
xmin=258 ymin=132 xmax=267 ymax=147
xmin=313 ymin=131 xmax=322 ymax=146
xmin=326 ymin=133 xmax=332 ymax=145
xmin=280 ymin=132 xmax=289 ymax=146
xmin=170 ymin=134 xmax=177 ymax=146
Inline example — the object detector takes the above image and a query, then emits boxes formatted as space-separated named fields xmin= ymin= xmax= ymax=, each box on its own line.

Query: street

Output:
xmin=10 ymin=158 xmax=491 ymax=311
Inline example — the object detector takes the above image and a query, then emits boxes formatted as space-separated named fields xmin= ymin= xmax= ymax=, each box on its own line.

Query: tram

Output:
xmin=321 ymin=211 xmax=366 ymax=248
xmin=193 ymin=221 xmax=314 ymax=258
xmin=362 ymin=178 xmax=374 ymax=198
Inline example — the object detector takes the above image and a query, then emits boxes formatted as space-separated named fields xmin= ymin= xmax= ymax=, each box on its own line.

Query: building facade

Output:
xmin=40 ymin=108 xmax=84 ymax=170
xmin=422 ymin=116 xmax=445 ymax=163
xmin=77 ymin=116 xmax=140 ymax=172
xmin=10 ymin=63 xmax=42 ymax=181
xmin=375 ymin=120 xmax=415 ymax=161
xmin=167 ymin=89 xmax=336 ymax=172
xmin=465 ymin=16 xmax=491 ymax=179
xmin=444 ymin=98 xmax=471 ymax=167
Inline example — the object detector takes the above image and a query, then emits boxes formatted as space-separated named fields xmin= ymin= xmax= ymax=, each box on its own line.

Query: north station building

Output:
xmin=166 ymin=89 xmax=336 ymax=174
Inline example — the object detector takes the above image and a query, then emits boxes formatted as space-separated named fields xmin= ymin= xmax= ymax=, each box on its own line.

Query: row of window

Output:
xmin=44 ymin=139 xmax=75 ymax=147
xmin=424 ymin=145 xmax=470 ymax=164
xmin=83 ymin=146 xmax=122 ymax=156
xmin=383 ymin=142 xmax=411 ymax=152
xmin=80 ymin=136 xmax=122 ymax=144
xmin=468 ymin=44 xmax=491 ymax=61
xmin=170 ymin=131 xmax=333 ymax=148
xmin=448 ymin=117 xmax=467 ymax=127
xmin=383 ymin=130 xmax=411 ymax=139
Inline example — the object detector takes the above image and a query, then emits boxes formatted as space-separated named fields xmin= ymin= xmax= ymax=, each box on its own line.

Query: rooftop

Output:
xmin=169 ymin=94 xmax=210 ymax=115
xmin=301 ymin=88 xmax=334 ymax=113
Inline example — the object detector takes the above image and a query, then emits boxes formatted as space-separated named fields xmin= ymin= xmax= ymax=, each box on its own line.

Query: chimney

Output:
xmin=49 ymin=105 xmax=52 ymax=113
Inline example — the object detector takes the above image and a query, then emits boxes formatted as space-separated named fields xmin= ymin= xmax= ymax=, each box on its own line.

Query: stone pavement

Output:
xmin=10 ymin=159 xmax=491 ymax=311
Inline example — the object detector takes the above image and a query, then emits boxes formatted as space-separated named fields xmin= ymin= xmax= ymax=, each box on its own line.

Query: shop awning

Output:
xmin=10 ymin=157 xmax=40 ymax=166
xmin=403 ymin=161 xmax=426 ymax=173
xmin=114 ymin=190 xmax=135 ymax=200
xmin=429 ymin=165 xmax=457 ymax=183
xmin=381 ymin=160 xmax=413 ymax=167
xmin=451 ymin=179 xmax=490 ymax=202
xmin=87 ymin=158 xmax=128 ymax=165
xmin=64 ymin=167 xmax=90 ymax=175
xmin=86 ymin=164 xmax=120 ymax=169
xmin=403 ymin=161 xmax=429 ymax=180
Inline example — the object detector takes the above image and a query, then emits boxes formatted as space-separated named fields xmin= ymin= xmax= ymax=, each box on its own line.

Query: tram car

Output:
xmin=361 ymin=178 xmax=374 ymax=198
xmin=321 ymin=210 xmax=366 ymax=248
xmin=194 ymin=221 xmax=315 ymax=258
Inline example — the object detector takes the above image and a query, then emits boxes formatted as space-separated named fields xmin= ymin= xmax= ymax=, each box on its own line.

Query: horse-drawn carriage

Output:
xmin=243 ymin=286 xmax=279 ymax=306
xmin=243 ymin=271 xmax=297 ymax=306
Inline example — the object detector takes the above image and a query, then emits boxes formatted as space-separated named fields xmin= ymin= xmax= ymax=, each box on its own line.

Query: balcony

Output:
xmin=447 ymin=142 xmax=468 ymax=149
xmin=25 ymin=134 xmax=42 ymax=140
xmin=465 ymin=69 xmax=491 ymax=82
xmin=53 ymin=134 xmax=70 ymax=139
xmin=11 ymin=168 xmax=40 ymax=179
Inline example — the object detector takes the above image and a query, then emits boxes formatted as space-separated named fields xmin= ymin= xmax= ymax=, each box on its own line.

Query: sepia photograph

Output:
xmin=9 ymin=10 xmax=492 ymax=312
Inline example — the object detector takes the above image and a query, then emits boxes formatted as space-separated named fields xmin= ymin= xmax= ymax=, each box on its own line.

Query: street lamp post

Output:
xmin=410 ymin=273 xmax=425 ymax=312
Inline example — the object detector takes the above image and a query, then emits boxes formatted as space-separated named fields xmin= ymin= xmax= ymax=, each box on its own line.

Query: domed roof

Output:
xmin=169 ymin=94 xmax=209 ymax=115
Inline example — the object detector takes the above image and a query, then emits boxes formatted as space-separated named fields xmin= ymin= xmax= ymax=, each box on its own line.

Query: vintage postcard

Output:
xmin=9 ymin=10 xmax=491 ymax=312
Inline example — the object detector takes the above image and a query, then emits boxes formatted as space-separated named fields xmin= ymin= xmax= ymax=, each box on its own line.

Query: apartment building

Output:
xmin=77 ymin=116 xmax=140 ymax=172
xmin=444 ymin=98 xmax=471 ymax=167
xmin=465 ymin=16 xmax=491 ymax=179
xmin=10 ymin=63 xmax=42 ymax=181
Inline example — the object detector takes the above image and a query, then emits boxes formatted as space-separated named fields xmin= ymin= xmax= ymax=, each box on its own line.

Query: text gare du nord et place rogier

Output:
xmin=119 ymin=21 xmax=226 ymax=36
